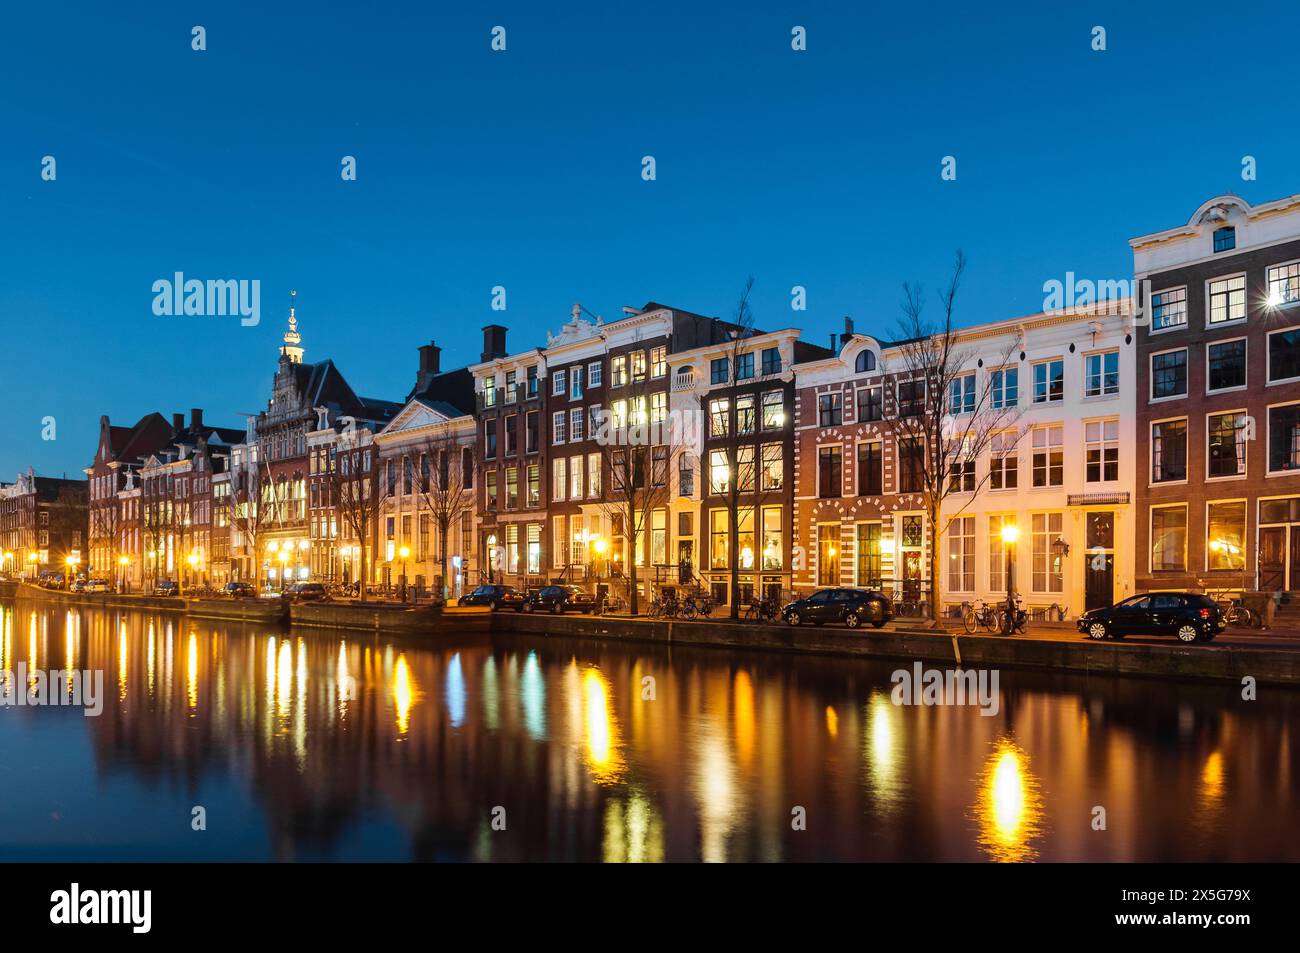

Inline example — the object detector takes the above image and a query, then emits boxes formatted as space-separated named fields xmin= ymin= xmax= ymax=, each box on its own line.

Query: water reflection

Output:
xmin=0 ymin=600 xmax=1298 ymax=862
xmin=974 ymin=738 xmax=1045 ymax=862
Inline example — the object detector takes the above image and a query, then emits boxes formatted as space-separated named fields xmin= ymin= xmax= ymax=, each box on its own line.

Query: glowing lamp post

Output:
xmin=592 ymin=536 xmax=608 ymax=612
xmin=398 ymin=545 xmax=411 ymax=602
xmin=1000 ymin=523 xmax=1019 ymax=635
xmin=118 ymin=554 xmax=130 ymax=593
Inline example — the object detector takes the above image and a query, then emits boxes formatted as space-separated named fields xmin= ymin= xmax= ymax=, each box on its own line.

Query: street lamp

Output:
xmin=591 ymin=535 xmax=607 ymax=612
xmin=64 ymin=554 xmax=79 ymax=589
xmin=486 ymin=534 xmax=498 ymax=584
xmin=398 ymin=545 xmax=410 ymax=602
xmin=118 ymin=554 xmax=130 ymax=593
xmin=186 ymin=551 xmax=199 ymax=595
xmin=277 ymin=548 xmax=290 ymax=591
xmin=1001 ymin=523 xmax=1019 ymax=635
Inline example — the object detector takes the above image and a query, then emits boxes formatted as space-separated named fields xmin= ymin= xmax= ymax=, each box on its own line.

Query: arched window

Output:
xmin=855 ymin=350 xmax=877 ymax=373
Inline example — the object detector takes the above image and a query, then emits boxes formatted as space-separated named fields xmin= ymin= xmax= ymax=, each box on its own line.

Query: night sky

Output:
xmin=3 ymin=0 xmax=1297 ymax=477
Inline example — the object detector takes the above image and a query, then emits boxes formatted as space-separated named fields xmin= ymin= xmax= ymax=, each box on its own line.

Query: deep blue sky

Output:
xmin=3 ymin=1 xmax=1299 ymax=478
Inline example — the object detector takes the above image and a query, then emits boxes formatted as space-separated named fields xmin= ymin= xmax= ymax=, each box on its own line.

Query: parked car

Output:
xmin=222 ymin=581 xmax=256 ymax=599
xmin=285 ymin=582 xmax=329 ymax=603
xmin=1078 ymin=592 xmax=1226 ymax=643
xmin=522 ymin=585 xmax=598 ymax=614
xmin=84 ymin=578 xmax=111 ymax=593
xmin=37 ymin=572 xmax=65 ymax=590
xmin=782 ymin=588 xmax=893 ymax=629
xmin=154 ymin=579 xmax=180 ymax=597
xmin=461 ymin=584 xmax=525 ymax=610
xmin=70 ymin=578 xmax=87 ymax=593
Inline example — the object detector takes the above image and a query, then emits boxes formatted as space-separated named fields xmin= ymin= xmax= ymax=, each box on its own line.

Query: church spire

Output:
xmin=280 ymin=289 xmax=304 ymax=364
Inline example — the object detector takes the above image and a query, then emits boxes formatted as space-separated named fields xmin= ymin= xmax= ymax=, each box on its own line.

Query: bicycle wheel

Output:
xmin=963 ymin=610 xmax=977 ymax=634
xmin=681 ymin=603 xmax=697 ymax=621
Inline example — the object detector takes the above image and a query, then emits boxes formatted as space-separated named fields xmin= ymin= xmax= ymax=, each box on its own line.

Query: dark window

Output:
xmin=854 ymin=350 xmax=877 ymax=373
xmin=527 ymin=366 xmax=538 ymax=397
xmin=857 ymin=442 xmax=882 ymax=496
xmin=1207 ymin=413 xmax=1248 ymax=477
xmin=1151 ymin=350 xmax=1187 ymax=399
xmin=818 ymin=446 xmax=842 ymax=498
xmin=1269 ymin=404 xmax=1300 ymax=472
xmin=485 ymin=419 xmax=497 ymax=459
xmin=1151 ymin=420 xmax=1186 ymax=483
xmin=898 ymin=437 xmax=924 ymax=493
xmin=818 ymin=393 xmax=842 ymax=427
xmin=1268 ymin=328 xmax=1300 ymax=382
xmin=710 ymin=358 xmax=729 ymax=384
xmin=897 ymin=380 xmax=925 ymax=417
xmin=761 ymin=347 xmax=781 ymax=376
xmin=1207 ymin=339 xmax=1246 ymax=391
xmin=1213 ymin=226 xmax=1236 ymax=253
xmin=857 ymin=387 xmax=883 ymax=422
xmin=736 ymin=352 xmax=755 ymax=380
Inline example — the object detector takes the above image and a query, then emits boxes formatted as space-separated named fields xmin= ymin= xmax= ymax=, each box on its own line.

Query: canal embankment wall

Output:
xmin=490 ymin=612 xmax=1300 ymax=687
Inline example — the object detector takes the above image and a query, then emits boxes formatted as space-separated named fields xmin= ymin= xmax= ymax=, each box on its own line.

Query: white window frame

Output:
xmin=1205 ymin=335 xmax=1248 ymax=394
xmin=552 ymin=369 xmax=566 ymax=397
xmin=552 ymin=410 xmax=566 ymax=445
xmin=1265 ymin=324 xmax=1300 ymax=386
xmin=1150 ymin=285 xmax=1188 ymax=334
xmin=1204 ymin=497 xmax=1248 ymax=573
xmin=1083 ymin=349 xmax=1120 ymax=399
xmin=1205 ymin=273 xmax=1248 ymax=328
xmin=1266 ymin=258 xmax=1300 ymax=309
xmin=1148 ymin=503 xmax=1188 ymax=574
xmin=1149 ymin=345 xmax=1189 ymax=403
xmin=587 ymin=360 xmax=603 ymax=388
xmin=1265 ymin=398 xmax=1300 ymax=476
xmin=1149 ymin=414 xmax=1189 ymax=487
xmin=1205 ymin=408 xmax=1249 ymax=482
xmin=1031 ymin=358 xmax=1064 ymax=404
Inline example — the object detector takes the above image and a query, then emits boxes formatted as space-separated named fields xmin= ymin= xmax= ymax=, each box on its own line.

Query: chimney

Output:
xmin=413 ymin=341 xmax=443 ymax=395
xmin=829 ymin=333 xmax=837 ymax=352
xmin=191 ymin=408 xmax=204 ymax=431
xmin=839 ymin=316 xmax=855 ymax=347
xmin=172 ymin=412 xmax=185 ymax=432
xmin=481 ymin=325 xmax=508 ymax=362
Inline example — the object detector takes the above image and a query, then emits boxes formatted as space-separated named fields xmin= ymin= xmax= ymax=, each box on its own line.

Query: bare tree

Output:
xmin=883 ymin=251 xmax=1026 ymax=625
xmin=89 ymin=493 xmax=120 ymax=577
xmin=711 ymin=277 xmax=767 ymax=619
xmin=406 ymin=432 xmax=476 ymax=602
xmin=325 ymin=442 xmax=389 ymax=603
xmin=45 ymin=485 xmax=89 ymax=573
xmin=595 ymin=350 xmax=677 ymax=615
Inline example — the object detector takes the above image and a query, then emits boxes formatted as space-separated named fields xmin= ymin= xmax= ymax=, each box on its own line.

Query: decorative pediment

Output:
xmin=378 ymin=398 xmax=458 ymax=436
xmin=545 ymin=302 xmax=604 ymax=348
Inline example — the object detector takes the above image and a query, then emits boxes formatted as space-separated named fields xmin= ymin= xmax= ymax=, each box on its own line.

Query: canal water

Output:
xmin=0 ymin=600 xmax=1296 ymax=862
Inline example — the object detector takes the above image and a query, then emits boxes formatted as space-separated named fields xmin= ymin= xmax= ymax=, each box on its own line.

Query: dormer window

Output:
xmin=855 ymin=350 xmax=877 ymax=373
xmin=1213 ymin=226 xmax=1236 ymax=253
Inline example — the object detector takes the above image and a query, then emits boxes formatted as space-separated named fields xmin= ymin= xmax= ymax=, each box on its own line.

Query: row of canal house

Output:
xmin=469 ymin=298 xmax=1137 ymax=618
xmin=72 ymin=190 xmax=1300 ymax=614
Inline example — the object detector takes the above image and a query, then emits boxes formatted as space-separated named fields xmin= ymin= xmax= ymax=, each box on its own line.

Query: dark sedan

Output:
xmin=782 ymin=588 xmax=892 ymax=629
xmin=461 ymin=584 xmax=525 ymax=610
xmin=285 ymin=582 xmax=329 ymax=603
xmin=1078 ymin=592 xmax=1226 ymax=643
xmin=222 ymin=581 xmax=256 ymax=599
xmin=522 ymin=585 xmax=598 ymax=614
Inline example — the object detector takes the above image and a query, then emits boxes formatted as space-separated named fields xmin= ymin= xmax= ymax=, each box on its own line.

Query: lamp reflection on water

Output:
xmin=582 ymin=666 xmax=624 ymax=785
xmin=394 ymin=653 xmax=415 ymax=735
xmin=974 ymin=737 xmax=1045 ymax=862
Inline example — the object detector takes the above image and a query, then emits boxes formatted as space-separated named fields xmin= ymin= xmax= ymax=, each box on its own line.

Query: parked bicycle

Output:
xmin=963 ymin=599 xmax=1000 ymax=634
xmin=743 ymin=595 xmax=779 ymax=623
xmin=997 ymin=597 xmax=1028 ymax=635
xmin=1215 ymin=595 xmax=1260 ymax=629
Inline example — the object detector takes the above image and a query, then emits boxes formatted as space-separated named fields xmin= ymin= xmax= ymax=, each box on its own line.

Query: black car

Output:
xmin=222 ymin=581 xmax=256 ymax=599
xmin=782 ymin=588 xmax=892 ymax=629
xmin=285 ymin=582 xmax=329 ymax=603
xmin=461 ymin=584 xmax=525 ymax=610
xmin=522 ymin=585 xmax=598 ymax=614
xmin=1078 ymin=592 xmax=1226 ymax=643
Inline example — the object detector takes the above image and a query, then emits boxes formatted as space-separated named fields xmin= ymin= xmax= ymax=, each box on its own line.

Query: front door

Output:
xmin=1291 ymin=527 xmax=1300 ymax=592
xmin=1259 ymin=527 xmax=1286 ymax=591
xmin=1085 ymin=512 xmax=1115 ymax=610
